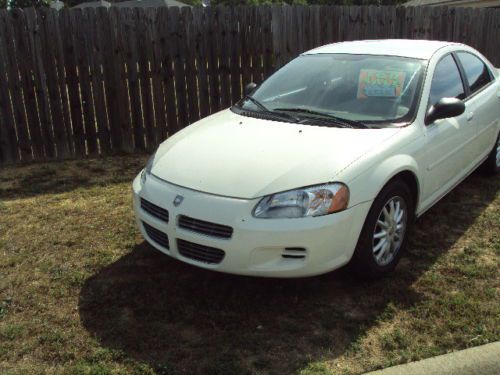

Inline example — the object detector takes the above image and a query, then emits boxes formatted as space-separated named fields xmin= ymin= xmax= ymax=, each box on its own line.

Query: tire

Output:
xmin=349 ymin=179 xmax=415 ymax=279
xmin=480 ymin=132 xmax=500 ymax=176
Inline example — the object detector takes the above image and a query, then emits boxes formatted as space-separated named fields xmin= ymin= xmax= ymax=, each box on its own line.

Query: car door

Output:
xmin=455 ymin=51 xmax=499 ymax=165
xmin=421 ymin=53 xmax=473 ymax=202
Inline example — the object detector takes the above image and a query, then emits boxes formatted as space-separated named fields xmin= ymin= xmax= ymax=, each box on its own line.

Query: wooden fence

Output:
xmin=0 ymin=5 xmax=499 ymax=164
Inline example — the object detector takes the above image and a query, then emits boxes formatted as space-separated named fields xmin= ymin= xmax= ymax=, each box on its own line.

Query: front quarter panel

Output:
xmin=347 ymin=154 xmax=421 ymax=206
xmin=341 ymin=125 xmax=425 ymax=212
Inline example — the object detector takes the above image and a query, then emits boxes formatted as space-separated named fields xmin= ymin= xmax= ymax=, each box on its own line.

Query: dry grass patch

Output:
xmin=0 ymin=156 xmax=499 ymax=375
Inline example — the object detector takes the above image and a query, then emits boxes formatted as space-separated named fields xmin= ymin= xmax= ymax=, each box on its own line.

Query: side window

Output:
xmin=456 ymin=52 xmax=492 ymax=94
xmin=428 ymin=54 xmax=466 ymax=108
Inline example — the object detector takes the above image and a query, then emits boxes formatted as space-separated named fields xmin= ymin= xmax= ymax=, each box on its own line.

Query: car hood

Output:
xmin=151 ymin=109 xmax=401 ymax=199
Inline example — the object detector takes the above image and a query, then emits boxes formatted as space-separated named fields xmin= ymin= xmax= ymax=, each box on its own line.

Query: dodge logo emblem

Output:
xmin=173 ymin=195 xmax=184 ymax=207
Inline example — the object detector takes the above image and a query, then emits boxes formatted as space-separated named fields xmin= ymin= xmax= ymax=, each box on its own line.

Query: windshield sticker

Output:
xmin=357 ymin=70 xmax=406 ymax=98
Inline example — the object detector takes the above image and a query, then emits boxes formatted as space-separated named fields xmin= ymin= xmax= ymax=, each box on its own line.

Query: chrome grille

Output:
xmin=141 ymin=198 xmax=169 ymax=223
xmin=177 ymin=239 xmax=225 ymax=264
xmin=143 ymin=222 xmax=169 ymax=249
xmin=178 ymin=215 xmax=233 ymax=239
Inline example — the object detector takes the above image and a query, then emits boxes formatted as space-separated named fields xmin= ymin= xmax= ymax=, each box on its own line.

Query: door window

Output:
xmin=456 ymin=52 xmax=492 ymax=94
xmin=428 ymin=54 xmax=466 ymax=109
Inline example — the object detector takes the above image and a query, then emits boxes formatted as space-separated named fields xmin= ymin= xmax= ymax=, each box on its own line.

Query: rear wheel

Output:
xmin=481 ymin=133 xmax=499 ymax=176
xmin=350 ymin=179 xmax=414 ymax=279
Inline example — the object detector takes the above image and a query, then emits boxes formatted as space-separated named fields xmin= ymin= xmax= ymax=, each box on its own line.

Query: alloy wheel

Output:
xmin=372 ymin=196 xmax=408 ymax=266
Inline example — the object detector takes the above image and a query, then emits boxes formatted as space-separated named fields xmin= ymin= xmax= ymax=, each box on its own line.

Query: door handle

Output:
xmin=466 ymin=112 xmax=474 ymax=121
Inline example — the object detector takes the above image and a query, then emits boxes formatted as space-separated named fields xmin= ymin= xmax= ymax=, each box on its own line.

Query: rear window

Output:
xmin=456 ymin=52 xmax=492 ymax=94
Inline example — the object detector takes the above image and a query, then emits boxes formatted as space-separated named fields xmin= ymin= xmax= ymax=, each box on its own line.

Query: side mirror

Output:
xmin=425 ymin=97 xmax=465 ymax=125
xmin=244 ymin=82 xmax=258 ymax=96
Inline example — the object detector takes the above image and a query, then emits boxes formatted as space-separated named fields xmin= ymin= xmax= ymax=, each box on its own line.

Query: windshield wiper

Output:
xmin=244 ymin=95 xmax=270 ymax=112
xmin=238 ymin=97 xmax=299 ymax=122
xmin=273 ymin=107 xmax=368 ymax=128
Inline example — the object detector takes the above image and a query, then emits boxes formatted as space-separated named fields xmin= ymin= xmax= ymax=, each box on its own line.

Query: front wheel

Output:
xmin=349 ymin=179 xmax=414 ymax=279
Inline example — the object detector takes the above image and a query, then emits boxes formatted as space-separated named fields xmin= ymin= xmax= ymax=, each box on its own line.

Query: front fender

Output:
xmin=347 ymin=154 xmax=422 ymax=209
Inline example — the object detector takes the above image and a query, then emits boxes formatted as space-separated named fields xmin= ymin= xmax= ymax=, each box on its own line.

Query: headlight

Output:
xmin=140 ymin=154 xmax=155 ymax=184
xmin=253 ymin=183 xmax=349 ymax=219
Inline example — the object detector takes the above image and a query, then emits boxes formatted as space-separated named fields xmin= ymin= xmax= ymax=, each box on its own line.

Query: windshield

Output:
xmin=234 ymin=54 xmax=425 ymax=126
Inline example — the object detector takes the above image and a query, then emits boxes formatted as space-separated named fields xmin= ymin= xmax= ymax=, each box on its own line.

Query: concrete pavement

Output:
xmin=364 ymin=342 xmax=500 ymax=375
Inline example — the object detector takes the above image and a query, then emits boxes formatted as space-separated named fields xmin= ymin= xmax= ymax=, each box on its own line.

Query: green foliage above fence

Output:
xmin=0 ymin=5 xmax=499 ymax=164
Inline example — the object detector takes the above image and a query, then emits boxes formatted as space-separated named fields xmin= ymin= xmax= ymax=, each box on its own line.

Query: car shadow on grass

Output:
xmin=78 ymin=172 xmax=498 ymax=375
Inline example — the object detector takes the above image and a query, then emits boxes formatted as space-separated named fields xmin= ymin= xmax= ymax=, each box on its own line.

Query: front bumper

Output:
xmin=132 ymin=173 xmax=372 ymax=277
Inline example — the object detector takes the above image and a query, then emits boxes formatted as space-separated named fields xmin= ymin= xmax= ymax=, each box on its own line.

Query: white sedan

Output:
xmin=132 ymin=40 xmax=499 ymax=278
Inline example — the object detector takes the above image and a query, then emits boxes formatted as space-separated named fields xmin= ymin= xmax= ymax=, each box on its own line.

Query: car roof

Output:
xmin=304 ymin=39 xmax=462 ymax=60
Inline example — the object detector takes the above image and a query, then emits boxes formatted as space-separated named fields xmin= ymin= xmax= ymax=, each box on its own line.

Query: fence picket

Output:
xmin=87 ymin=7 xmax=111 ymax=154
xmin=137 ymin=7 xmax=157 ymax=150
xmin=170 ymin=7 xmax=189 ymax=131
xmin=14 ymin=9 xmax=44 ymax=160
xmin=217 ymin=6 xmax=231 ymax=109
xmin=111 ymin=7 xmax=135 ymax=152
xmin=229 ymin=7 xmax=240 ymax=104
xmin=158 ymin=7 xmax=177 ymax=135
xmin=39 ymin=8 xmax=71 ymax=159
xmin=147 ymin=7 xmax=167 ymax=145
xmin=4 ymin=10 xmax=32 ymax=161
xmin=60 ymin=9 xmax=85 ymax=156
xmin=72 ymin=9 xmax=98 ymax=155
xmin=121 ymin=8 xmax=145 ymax=151
xmin=183 ymin=7 xmax=200 ymax=124
xmin=0 ymin=11 xmax=18 ymax=163
xmin=240 ymin=6 xmax=251 ymax=87
xmin=193 ymin=6 xmax=210 ymax=119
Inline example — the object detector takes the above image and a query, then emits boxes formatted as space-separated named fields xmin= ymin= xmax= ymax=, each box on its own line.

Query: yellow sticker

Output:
xmin=357 ymin=69 xmax=406 ymax=99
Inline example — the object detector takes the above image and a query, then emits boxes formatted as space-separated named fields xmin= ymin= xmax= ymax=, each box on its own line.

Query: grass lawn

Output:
xmin=0 ymin=155 xmax=499 ymax=375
